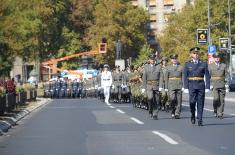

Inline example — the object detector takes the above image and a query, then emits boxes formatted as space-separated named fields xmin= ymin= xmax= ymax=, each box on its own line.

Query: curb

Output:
xmin=0 ymin=98 xmax=50 ymax=135
xmin=205 ymin=97 xmax=235 ymax=102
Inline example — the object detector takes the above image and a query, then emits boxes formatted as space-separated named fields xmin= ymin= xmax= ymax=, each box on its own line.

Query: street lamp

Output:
xmin=228 ymin=0 xmax=232 ymax=78
xmin=208 ymin=0 xmax=211 ymax=45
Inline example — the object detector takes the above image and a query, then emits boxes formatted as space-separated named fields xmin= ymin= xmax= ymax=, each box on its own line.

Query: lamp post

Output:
xmin=208 ymin=0 xmax=211 ymax=46
xmin=228 ymin=0 xmax=232 ymax=78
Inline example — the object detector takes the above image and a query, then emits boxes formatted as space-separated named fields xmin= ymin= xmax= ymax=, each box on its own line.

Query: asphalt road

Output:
xmin=0 ymin=93 xmax=235 ymax=155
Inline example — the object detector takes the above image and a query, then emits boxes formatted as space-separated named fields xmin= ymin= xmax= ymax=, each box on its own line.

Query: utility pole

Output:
xmin=207 ymin=0 xmax=211 ymax=46
xmin=228 ymin=0 xmax=232 ymax=78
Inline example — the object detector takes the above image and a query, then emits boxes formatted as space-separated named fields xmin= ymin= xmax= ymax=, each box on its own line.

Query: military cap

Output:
xmin=149 ymin=54 xmax=155 ymax=60
xmin=170 ymin=54 xmax=178 ymax=59
xmin=161 ymin=56 xmax=168 ymax=61
xmin=103 ymin=64 xmax=109 ymax=68
xmin=190 ymin=46 xmax=200 ymax=53
xmin=213 ymin=53 xmax=220 ymax=58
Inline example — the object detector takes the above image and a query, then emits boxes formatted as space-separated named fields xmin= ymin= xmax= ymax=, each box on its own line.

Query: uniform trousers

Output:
xmin=103 ymin=86 xmax=111 ymax=103
xmin=168 ymin=89 xmax=182 ymax=115
xmin=213 ymin=88 xmax=225 ymax=116
xmin=189 ymin=88 xmax=205 ymax=122
xmin=147 ymin=89 xmax=160 ymax=116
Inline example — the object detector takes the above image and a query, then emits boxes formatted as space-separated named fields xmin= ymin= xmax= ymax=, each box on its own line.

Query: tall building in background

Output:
xmin=132 ymin=0 xmax=194 ymax=50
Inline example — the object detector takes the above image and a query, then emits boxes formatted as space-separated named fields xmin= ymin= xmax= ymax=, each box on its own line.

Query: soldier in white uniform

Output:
xmin=101 ymin=64 xmax=113 ymax=104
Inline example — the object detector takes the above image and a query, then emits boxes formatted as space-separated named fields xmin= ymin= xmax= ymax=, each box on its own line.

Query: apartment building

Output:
xmin=132 ymin=0 xmax=194 ymax=49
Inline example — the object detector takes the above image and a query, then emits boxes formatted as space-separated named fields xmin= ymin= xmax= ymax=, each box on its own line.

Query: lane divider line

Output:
xmin=152 ymin=131 xmax=179 ymax=145
xmin=116 ymin=109 xmax=125 ymax=114
xmin=183 ymin=104 xmax=235 ymax=116
xmin=130 ymin=117 xmax=144 ymax=125
xmin=108 ymin=105 xmax=115 ymax=109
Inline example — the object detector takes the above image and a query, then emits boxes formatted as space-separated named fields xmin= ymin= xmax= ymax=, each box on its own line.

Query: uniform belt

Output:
xmin=169 ymin=77 xmax=181 ymax=80
xmin=188 ymin=77 xmax=204 ymax=80
xmin=147 ymin=80 xmax=158 ymax=84
xmin=103 ymin=79 xmax=110 ymax=81
xmin=211 ymin=76 xmax=224 ymax=80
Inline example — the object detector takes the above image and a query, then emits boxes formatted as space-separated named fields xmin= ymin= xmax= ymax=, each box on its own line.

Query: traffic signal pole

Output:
xmin=207 ymin=0 xmax=211 ymax=46
xmin=228 ymin=0 xmax=232 ymax=78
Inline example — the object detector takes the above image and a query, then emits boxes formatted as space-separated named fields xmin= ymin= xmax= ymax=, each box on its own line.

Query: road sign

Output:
xmin=208 ymin=45 xmax=216 ymax=54
xmin=219 ymin=38 xmax=229 ymax=50
xmin=98 ymin=43 xmax=107 ymax=54
xmin=197 ymin=29 xmax=208 ymax=44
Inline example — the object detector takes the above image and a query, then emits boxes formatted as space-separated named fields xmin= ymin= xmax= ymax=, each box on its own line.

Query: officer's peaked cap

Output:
xmin=190 ymin=46 xmax=200 ymax=53
xmin=213 ymin=53 xmax=220 ymax=58
xmin=161 ymin=56 xmax=168 ymax=62
xmin=149 ymin=54 xmax=155 ymax=60
xmin=103 ymin=64 xmax=109 ymax=68
xmin=170 ymin=54 xmax=178 ymax=59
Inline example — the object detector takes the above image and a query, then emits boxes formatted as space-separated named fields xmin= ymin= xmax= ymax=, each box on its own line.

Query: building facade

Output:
xmin=132 ymin=0 xmax=194 ymax=49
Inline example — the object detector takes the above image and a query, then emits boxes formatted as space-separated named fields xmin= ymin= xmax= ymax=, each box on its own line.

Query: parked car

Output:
xmin=229 ymin=75 xmax=235 ymax=92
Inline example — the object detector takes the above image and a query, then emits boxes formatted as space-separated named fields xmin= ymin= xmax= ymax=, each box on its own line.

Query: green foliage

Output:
xmin=159 ymin=0 xmax=235 ymax=63
xmin=87 ymin=0 xmax=149 ymax=65
xmin=132 ymin=44 xmax=153 ymax=67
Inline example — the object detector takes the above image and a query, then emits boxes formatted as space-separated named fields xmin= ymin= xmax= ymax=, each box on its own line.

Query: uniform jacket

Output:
xmin=101 ymin=71 xmax=112 ymax=87
xmin=165 ymin=64 xmax=184 ymax=90
xmin=184 ymin=60 xmax=210 ymax=90
xmin=142 ymin=64 xmax=163 ymax=90
xmin=208 ymin=63 xmax=228 ymax=89
xmin=112 ymin=71 xmax=123 ymax=86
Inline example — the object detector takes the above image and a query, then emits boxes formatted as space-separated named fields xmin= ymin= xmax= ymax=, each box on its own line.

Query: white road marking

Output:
xmin=130 ymin=117 xmax=144 ymax=125
xmin=152 ymin=131 xmax=179 ymax=145
xmin=108 ymin=105 xmax=115 ymax=109
xmin=182 ymin=104 xmax=235 ymax=116
xmin=116 ymin=109 xmax=125 ymax=114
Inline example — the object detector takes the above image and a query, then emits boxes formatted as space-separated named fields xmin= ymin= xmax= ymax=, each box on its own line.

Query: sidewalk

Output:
xmin=0 ymin=97 xmax=51 ymax=135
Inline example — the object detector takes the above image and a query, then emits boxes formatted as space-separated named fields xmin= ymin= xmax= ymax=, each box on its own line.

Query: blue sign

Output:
xmin=60 ymin=72 xmax=67 ymax=76
xmin=208 ymin=45 xmax=216 ymax=54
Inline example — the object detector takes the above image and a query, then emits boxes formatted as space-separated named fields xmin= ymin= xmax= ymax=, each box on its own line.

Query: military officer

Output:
xmin=142 ymin=55 xmax=163 ymax=119
xmin=160 ymin=57 xmax=169 ymax=111
xmin=184 ymin=47 xmax=210 ymax=126
xmin=208 ymin=53 xmax=229 ymax=119
xmin=165 ymin=54 xmax=184 ymax=119
xmin=112 ymin=66 xmax=123 ymax=103
xmin=101 ymin=64 xmax=112 ymax=104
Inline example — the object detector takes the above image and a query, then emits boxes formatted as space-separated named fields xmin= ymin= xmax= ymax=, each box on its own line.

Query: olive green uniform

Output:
xmin=142 ymin=64 xmax=163 ymax=118
xmin=165 ymin=64 xmax=184 ymax=117
xmin=208 ymin=62 xmax=229 ymax=117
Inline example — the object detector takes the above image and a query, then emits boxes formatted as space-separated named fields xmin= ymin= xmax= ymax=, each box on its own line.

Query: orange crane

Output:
xmin=41 ymin=43 xmax=107 ymax=79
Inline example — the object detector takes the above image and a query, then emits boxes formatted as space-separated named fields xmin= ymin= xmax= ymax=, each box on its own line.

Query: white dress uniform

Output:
xmin=101 ymin=71 xmax=112 ymax=104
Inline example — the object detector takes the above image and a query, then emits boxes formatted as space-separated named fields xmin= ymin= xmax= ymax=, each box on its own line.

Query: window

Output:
xmin=150 ymin=14 xmax=157 ymax=22
xmin=163 ymin=0 xmax=174 ymax=6
xmin=149 ymin=0 xmax=156 ymax=7
xmin=132 ymin=0 xmax=138 ymax=6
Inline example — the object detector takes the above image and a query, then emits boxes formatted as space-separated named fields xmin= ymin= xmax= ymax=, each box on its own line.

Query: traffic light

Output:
xmin=98 ymin=43 xmax=107 ymax=54
xmin=219 ymin=38 xmax=229 ymax=50
xmin=197 ymin=29 xmax=208 ymax=44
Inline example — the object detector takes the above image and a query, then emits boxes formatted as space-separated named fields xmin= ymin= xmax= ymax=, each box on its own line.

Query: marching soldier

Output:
xmin=142 ymin=55 xmax=163 ymax=119
xmin=101 ymin=64 xmax=112 ymax=104
xmin=208 ymin=53 xmax=229 ymax=119
xmin=112 ymin=66 xmax=123 ymax=103
xmin=121 ymin=67 xmax=132 ymax=103
xmin=184 ymin=47 xmax=210 ymax=126
xmin=160 ymin=57 xmax=169 ymax=111
xmin=165 ymin=54 xmax=184 ymax=119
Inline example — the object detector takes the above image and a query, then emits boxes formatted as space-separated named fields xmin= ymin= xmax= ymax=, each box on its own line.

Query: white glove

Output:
xmin=95 ymin=85 xmax=98 ymax=89
xmin=165 ymin=89 xmax=168 ymax=92
xmin=121 ymin=84 xmax=124 ymax=88
xmin=183 ymin=89 xmax=189 ymax=93
xmin=159 ymin=88 xmax=163 ymax=91
xmin=181 ymin=88 xmax=184 ymax=91
xmin=112 ymin=85 xmax=115 ymax=89
xmin=210 ymin=86 xmax=213 ymax=90
xmin=205 ymin=89 xmax=210 ymax=93
xmin=141 ymin=89 xmax=145 ymax=93
xmin=225 ymin=85 xmax=229 ymax=92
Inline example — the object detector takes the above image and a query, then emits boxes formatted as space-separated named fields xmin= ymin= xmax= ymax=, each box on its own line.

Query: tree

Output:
xmin=87 ymin=0 xmax=149 ymax=65
xmin=159 ymin=0 xmax=235 ymax=63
